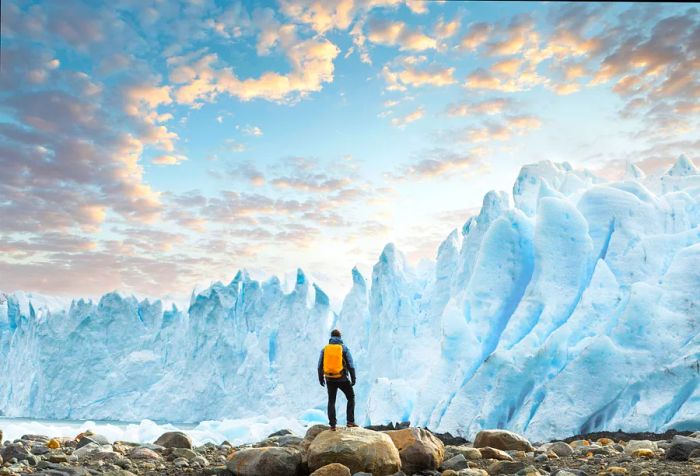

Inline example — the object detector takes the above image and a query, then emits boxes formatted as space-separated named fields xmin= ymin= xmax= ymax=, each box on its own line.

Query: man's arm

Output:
xmin=317 ymin=349 xmax=325 ymax=386
xmin=344 ymin=346 xmax=356 ymax=385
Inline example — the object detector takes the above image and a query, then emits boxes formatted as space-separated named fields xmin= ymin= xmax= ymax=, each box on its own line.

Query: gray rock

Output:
xmin=441 ymin=454 xmax=469 ymax=471
xmin=486 ymin=460 xmax=525 ymax=475
xmin=192 ymin=455 xmax=210 ymax=467
xmin=666 ymin=435 xmax=700 ymax=461
xmin=268 ymin=429 xmax=294 ymax=438
xmin=551 ymin=470 xmax=590 ymax=476
xmin=173 ymin=457 xmax=189 ymax=467
xmin=21 ymin=434 xmax=50 ymax=443
xmin=227 ymin=446 xmax=303 ymax=476
xmin=48 ymin=453 xmax=69 ymax=463
xmin=32 ymin=445 xmax=51 ymax=455
xmin=76 ymin=434 xmax=110 ymax=449
xmin=474 ymin=430 xmax=534 ymax=452
xmin=154 ymin=431 xmax=192 ymax=449
xmin=172 ymin=447 xmax=198 ymax=460
xmin=278 ymin=435 xmax=304 ymax=447
xmin=352 ymin=473 xmax=373 ymax=476
xmin=203 ymin=466 xmax=230 ymax=475
xmin=129 ymin=447 xmax=163 ymax=460
xmin=0 ymin=443 xmax=31 ymax=461
xmin=689 ymin=448 xmax=700 ymax=459
xmin=548 ymin=441 xmax=573 ymax=457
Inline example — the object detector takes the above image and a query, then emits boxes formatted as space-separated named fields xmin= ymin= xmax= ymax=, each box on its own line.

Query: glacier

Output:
xmin=1 ymin=157 xmax=699 ymax=442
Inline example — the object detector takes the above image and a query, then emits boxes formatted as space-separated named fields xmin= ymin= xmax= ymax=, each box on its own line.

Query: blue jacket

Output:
xmin=318 ymin=336 xmax=356 ymax=383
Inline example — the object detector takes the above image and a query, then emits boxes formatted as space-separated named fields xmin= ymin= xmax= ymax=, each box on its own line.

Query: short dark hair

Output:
xmin=331 ymin=329 xmax=341 ymax=337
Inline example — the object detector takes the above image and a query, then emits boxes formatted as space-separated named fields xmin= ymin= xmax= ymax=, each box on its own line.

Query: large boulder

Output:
xmin=473 ymin=430 xmax=534 ymax=452
xmin=227 ymin=447 xmax=303 ymax=476
xmin=307 ymin=428 xmax=401 ymax=476
xmin=385 ymin=427 xmax=445 ymax=473
xmin=302 ymin=425 xmax=330 ymax=454
xmin=666 ymin=435 xmax=700 ymax=461
xmin=154 ymin=431 xmax=192 ymax=449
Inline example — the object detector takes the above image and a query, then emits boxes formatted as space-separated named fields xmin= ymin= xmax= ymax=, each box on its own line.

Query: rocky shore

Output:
xmin=1 ymin=426 xmax=699 ymax=476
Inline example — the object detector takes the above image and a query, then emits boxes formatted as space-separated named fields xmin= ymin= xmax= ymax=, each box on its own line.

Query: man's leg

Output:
xmin=338 ymin=381 xmax=355 ymax=424
xmin=327 ymin=380 xmax=339 ymax=427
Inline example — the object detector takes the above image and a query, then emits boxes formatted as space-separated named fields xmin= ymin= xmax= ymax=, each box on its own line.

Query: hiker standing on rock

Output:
xmin=318 ymin=329 xmax=357 ymax=430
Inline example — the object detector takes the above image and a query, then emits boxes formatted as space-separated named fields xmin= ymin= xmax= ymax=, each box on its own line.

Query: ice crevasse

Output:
xmin=1 ymin=157 xmax=699 ymax=441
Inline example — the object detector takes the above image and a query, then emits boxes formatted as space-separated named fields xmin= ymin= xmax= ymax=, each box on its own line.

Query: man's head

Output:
xmin=331 ymin=329 xmax=341 ymax=338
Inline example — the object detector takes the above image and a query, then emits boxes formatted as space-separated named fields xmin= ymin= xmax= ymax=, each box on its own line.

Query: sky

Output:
xmin=1 ymin=0 xmax=699 ymax=304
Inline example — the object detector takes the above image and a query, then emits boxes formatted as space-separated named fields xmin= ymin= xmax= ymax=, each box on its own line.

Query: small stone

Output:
xmin=192 ymin=455 xmax=210 ymax=467
xmin=605 ymin=467 xmax=628 ymax=475
xmin=478 ymin=447 xmax=513 ymax=461
xmin=689 ymin=448 xmax=700 ymax=459
xmin=310 ymin=462 xmax=352 ymax=476
xmin=631 ymin=448 xmax=655 ymax=458
xmin=154 ymin=431 xmax=192 ymax=449
xmin=46 ymin=439 xmax=61 ymax=449
xmin=203 ymin=465 xmax=230 ymax=475
xmin=597 ymin=438 xmax=614 ymax=446
xmin=441 ymin=454 xmax=469 ymax=471
xmin=0 ymin=444 xmax=30 ymax=462
xmin=534 ymin=453 xmax=548 ymax=463
xmin=49 ymin=453 xmax=68 ymax=463
xmin=173 ymin=456 xmax=189 ymax=467
xmin=129 ymin=447 xmax=163 ymax=460
xmin=30 ymin=445 xmax=50 ymax=455
xmin=172 ymin=447 xmax=198 ymax=460
xmin=569 ymin=440 xmax=589 ymax=448
xmin=486 ymin=460 xmax=525 ymax=475
xmin=76 ymin=433 xmax=110 ymax=449
xmin=516 ymin=465 xmax=542 ymax=476
xmin=624 ymin=440 xmax=657 ymax=455
xmin=548 ymin=441 xmax=574 ymax=457
xmin=546 ymin=450 xmax=559 ymax=459
xmin=474 ymin=430 xmax=534 ymax=452
xmin=445 ymin=445 xmax=481 ymax=461
xmin=268 ymin=429 xmax=294 ymax=438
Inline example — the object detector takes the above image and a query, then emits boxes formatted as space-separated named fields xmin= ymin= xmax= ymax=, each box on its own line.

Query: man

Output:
xmin=318 ymin=329 xmax=357 ymax=430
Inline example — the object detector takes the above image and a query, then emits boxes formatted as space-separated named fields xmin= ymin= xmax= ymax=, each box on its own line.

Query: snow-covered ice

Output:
xmin=1 ymin=157 xmax=699 ymax=441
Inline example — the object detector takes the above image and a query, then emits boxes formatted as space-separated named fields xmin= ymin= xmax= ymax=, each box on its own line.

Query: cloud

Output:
xmin=392 ymin=148 xmax=480 ymax=180
xmin=278 ymin=0 xmax=357 ymax=34
xmin=242 ymin=125 xmax=263 ymax=136
xmin=366 ymin=18 xmax=437 ymax=51
xmin=390 ymin=107 xmax=425 ymax=127
xmin=405 ymin=1 xmax=428 ymax=15
xmin=445 ymin=98 xmax=514 ymax=117
xmin=153 ymin=154 xmax=187 ymax=165
xmin=382 ymin=62 xmax=456 ymax=90
xmin=459 ymin=22 xmax=493 ymax=51
xmin=484 ymin=14 xmax=535 ymax=56
xmin=170 ymin=35 xmax=340 ymax=104
xmin=434 ymin=17 xmax=461 ymax=39
xmin=451 ymin=115 xmax=542 ymax=143
xmin=464 ymin=65 xmax=547 ymax=92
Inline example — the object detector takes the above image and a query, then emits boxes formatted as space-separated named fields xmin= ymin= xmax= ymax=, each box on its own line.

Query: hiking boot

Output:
xmin=347 ymin=423 xmax=358 ymax=428
xmin=330 ymin=426 xmax=336 ymax=431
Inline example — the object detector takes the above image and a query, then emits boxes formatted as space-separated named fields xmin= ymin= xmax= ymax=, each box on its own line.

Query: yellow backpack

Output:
xmin=323 ymin=344 xmax=344 ymax=378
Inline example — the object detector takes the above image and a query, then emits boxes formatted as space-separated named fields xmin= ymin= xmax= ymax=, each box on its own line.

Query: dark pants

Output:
xmin=326 ymin=379 xmax=355 ymax=426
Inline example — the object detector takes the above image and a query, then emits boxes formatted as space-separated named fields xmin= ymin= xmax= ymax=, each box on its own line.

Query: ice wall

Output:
xmin=1 ymin=157 xmax=699 ymax=441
